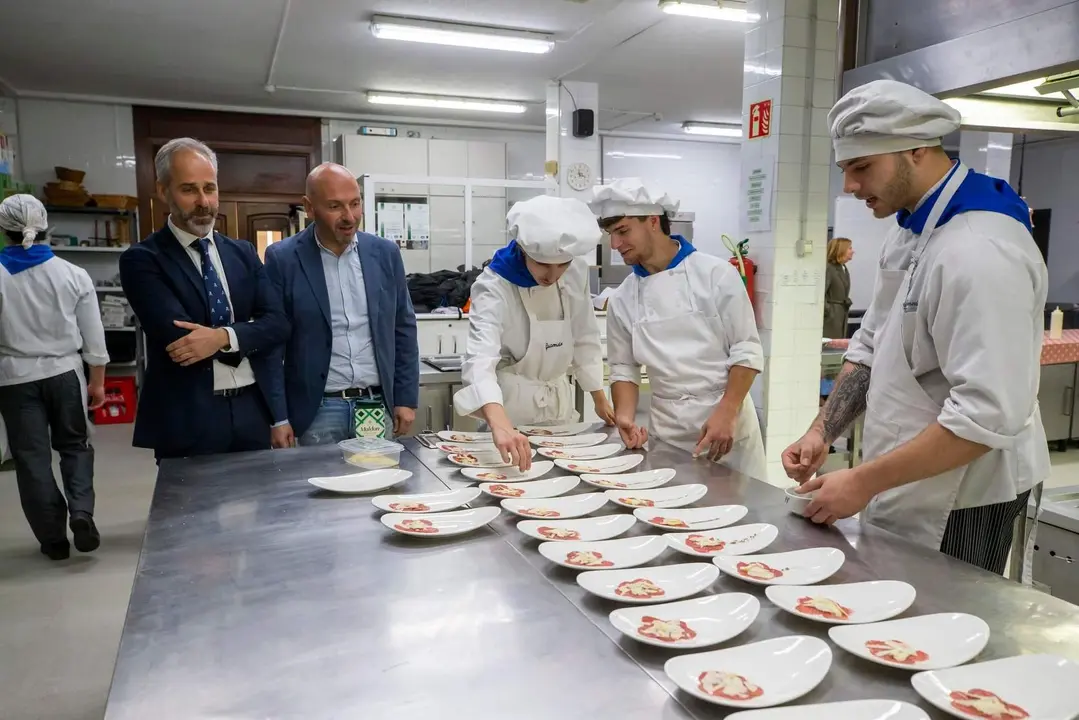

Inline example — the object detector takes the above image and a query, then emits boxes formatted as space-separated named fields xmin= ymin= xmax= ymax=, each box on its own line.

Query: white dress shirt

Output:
xmin=317 ymin=234 xmax=380 ymax=392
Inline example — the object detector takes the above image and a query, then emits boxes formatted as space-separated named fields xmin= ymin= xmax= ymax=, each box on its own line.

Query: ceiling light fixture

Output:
xmin=370 ymin=15 xmax=554 ymax=54
xmin=659 ymin=1 xmax=760 ymax=23
xmin=682 ymin=121 xmax=743 ymax=137
xmin=367 ymin=91 xmax=528 ymax=114
xmin=606 ymin=151 xmax=684 ymax=160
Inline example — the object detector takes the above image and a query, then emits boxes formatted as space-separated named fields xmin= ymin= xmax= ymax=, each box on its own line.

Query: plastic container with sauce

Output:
xmin=338 ymin=437 xmax=404 ymax=470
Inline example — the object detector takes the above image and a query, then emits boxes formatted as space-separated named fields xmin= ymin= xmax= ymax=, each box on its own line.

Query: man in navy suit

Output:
xmin=265 ymin=163 xmax=418 ymax=445
xmin=120 ymin=138 xmax=290 ymax=459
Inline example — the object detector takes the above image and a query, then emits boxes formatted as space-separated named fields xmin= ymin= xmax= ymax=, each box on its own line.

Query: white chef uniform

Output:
xmin=595 ymin=180 xmax=766 ymax=479
xmin=455 ymin=195 xmax=603 ymax=426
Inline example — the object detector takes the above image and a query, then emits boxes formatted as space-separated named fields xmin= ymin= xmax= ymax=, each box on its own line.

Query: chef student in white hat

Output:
xmin=591 ymin=178 xmax=766 ymax=479
xmin=454 ymin=195 xmax=613 ymax=471
xmin=783 ymin=79 xmax=1048 ymax=575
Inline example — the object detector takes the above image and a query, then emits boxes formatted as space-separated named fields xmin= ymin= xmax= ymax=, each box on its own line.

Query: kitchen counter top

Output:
xmin=826 ymin=330 xmax=1079 ymax=365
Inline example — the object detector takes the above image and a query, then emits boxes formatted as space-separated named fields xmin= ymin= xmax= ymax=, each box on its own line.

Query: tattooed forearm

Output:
xmin=819 ymin=362 xmax=871 ymax=444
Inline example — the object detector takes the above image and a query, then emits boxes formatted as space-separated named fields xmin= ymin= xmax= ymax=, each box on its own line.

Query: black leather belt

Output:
xmin=324 ymin=386 xmax=382 ymax=400
xmin=213 ymin=385 xmax=251 ymax=398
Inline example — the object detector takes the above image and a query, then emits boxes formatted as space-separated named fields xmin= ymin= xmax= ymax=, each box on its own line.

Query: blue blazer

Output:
xmin=264 ymin=226 xmax=419 ymax=437
xmin=119 ymin=227 xmax=290 ymax=456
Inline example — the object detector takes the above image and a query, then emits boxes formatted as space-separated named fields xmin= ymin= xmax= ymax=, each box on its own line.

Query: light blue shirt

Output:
xmin=318 ymin=235 xmax=380 ymax=392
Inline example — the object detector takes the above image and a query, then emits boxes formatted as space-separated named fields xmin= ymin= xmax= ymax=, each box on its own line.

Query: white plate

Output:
xmin=435 ymin=442 xmax=499 ymax=454
xmin=606 ymin=484 xmax=708 ymax=509
xmin=715 ymin=547 xmax=845 ymax=586
xmin=307 ymin=468 xmax=412 ymax=494
xmin=437 ymin=431 xmax=492 ymax=443
xmin=555 ymin=454 xmax=644 ymax=475
xmin=516 ymin=514 xmax=637 ymax=542
xmin=479 ymin=476 xmax=579 ymax=499
xmin=500 ymin=492 xmax=609 ymax=519
xmin=665 ymin=523 xmax=779 ymax=558
xmin=518 ymin=422 xmax=596 ymax=437
xmin=576 ymin=562 xmax=719 ymax=604
xmin=765 ymin=580 xmax=917 ymax=625
xmin=529 ymin=433 xmax=608 ymax=448
xmin=446 ymin=449 xmax=536 ymax=468
xmin=828 ymin=613 xmax=990 ymax=671
xmin=580 ymin=468 xmax=676 ymax=490
xmin=459 ymin=461 xmax=554 ymax=483
xmin=912 ymin=654 xmax=1079 ymax=720
xmin=664 ymin=636 xmax=832 ymax=709
xmin=538 ymin=443 xmax=623 ymax=460
xmin=635 ymin=504 xmax=749 ymax=531
xmin=539 ymin=535 xmax=667 ymax=570
xmin=726 ymin=700 xmax=930 ymax=720
xmin=371 ymin=487 xmax=480 ymax=513
xmin=381 ymin=506 xmax=500 ymax=538
xmin=609 ymin=593 xmax=760 ymax=649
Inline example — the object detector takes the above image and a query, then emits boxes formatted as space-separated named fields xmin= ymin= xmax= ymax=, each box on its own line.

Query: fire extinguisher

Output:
xmin=723 ymin=235 xmax=756 ymax=311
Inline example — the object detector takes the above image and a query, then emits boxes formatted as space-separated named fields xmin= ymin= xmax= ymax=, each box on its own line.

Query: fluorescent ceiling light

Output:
xmin=683 ymin=121 xmax=743 ymax=137
xmin=606 ymin=151 xmax=683 ymax=160
xmin=367 ymin=91 xmax=528 ymax=114
xmin=370 ymin=15 xmax=554 ymax=54
xmin=979 ymin=78 xmax=1052 ymax=100
xmin=659 ymin=1 xmax=759 ymax=23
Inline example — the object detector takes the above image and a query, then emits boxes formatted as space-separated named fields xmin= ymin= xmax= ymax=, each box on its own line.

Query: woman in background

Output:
xmin=823 ymin=236 xmax=853 ymax=339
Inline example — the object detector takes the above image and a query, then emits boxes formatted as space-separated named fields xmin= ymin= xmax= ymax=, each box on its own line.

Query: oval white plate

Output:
xmin=538 ymin=443 xmax=623 ymax=460
xmin=555 ymin=454 xmax=644 ymax=475
xmin=715 ymin=548 xmax=845 ymax=586
xmin=435 ymin=442 xmax=499 ymax=454
xmin=539 ymin=535 xmax=667 ymax=570
xmin=308 ymin=468 xmax=412 ymax=494
xmin=664 ymin=636 xmax=832 ymax=709
xmin=580 ymin=468 xmax=676 ymax=490
xmin=446 ymin=449 xmax=536 ymax=468
xmin=437 ymin=430 xmax=492 ymax=443
xmin=577 ymin=562 xmax=719 ymax=604
xmin=371 ymin=487 xmax=480 ymax=514
xmin=518 ymin=422 xmax=596 ymax=437
xmin=665 ymin=524 xmax=779 ymax=558
xmin=828 ymin=613 xmax=990 ymax=671
xmin=516 ymin=514 xmax=637 ymax=542
xmin=479 ymin=476 xmax=579 ymax=499
xmin=529 ymin=433 xmax=608 ymax=448
xmin=635 ymin=504 xmax=749 ymax=531
xmin=725 ymin=699 xmax=930 ymax=720
xmin=609 ymin=593 xmax=760 ymax=649
xmin=459 ymin=461 xmax=554 ymax=483
xmin=606 ymin=484 xmax=708 ymax=509
xmin=765 ymin=580 xmax=917 ymax=625
xmin=501 ymin=492 xmax=608 ymax=519
xmin=381 ymin=506 xmax=500 ymax=538
xmin=911 ymin=654 xmax=1079 ymax=720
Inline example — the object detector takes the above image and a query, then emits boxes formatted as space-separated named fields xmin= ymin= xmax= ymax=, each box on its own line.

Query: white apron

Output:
xmin=496 ymin=282 xmax=579 ymax=427
xmin=631 ymin=261 xmax=766 ymax=479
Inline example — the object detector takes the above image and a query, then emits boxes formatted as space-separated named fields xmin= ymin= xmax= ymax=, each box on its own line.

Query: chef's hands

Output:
xmin=271 ymin=423 xmax=295 ymax=449
xmin=796 ymin=467 xmax=873 ymax=525
xmin=592 ymin=392 xmax=616 ymax=427
xmin=393 ymin=407 xmax=416 ymax=436
xmin=694 ymin=405 xmax=738 ymax=462
xmin=168 ymin=321 xmax=230 ymax=366
xmin=616 ymin=414 xmax=648 ymax=450
xmin=87 ymin=382 xmax=106 ymax=411
xmin=781 ymin=429 xmax=830 ymax=484
xmin=492 ymin=424 xmax=532 ymax=471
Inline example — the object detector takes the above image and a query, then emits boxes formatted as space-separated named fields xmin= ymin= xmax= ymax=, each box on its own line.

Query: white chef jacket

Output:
xmin=458 ymin=257 xmax=603 ymax=411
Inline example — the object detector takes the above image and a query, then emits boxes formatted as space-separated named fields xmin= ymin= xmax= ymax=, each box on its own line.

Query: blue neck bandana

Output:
xmin=489 ymin=240 xmax=538 ymax=288
xmin=632 ymin=234 xmax=696 ymax=278
xmin=896 ymin=163 xmax=1032 ymax=235
xmin=0 ymin=244 xmax=55 ymax=275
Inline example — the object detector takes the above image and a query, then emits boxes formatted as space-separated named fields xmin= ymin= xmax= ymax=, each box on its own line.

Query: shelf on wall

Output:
xmin=104 ymin=327 xmax=136 ymax=332
xmin=51 ymin=246 xmax=128 ymax=253
xmin=45 ymin=205 xmax=136 ymax=217
xmin=94 ymin=286 xmax=124 ymax=292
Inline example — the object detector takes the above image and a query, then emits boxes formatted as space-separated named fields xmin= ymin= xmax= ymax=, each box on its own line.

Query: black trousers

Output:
xmin=155 ymin=386 xmax=271 ymax=460
xmin=940 ymin=489 xmax=1032 ymax=575
xmin=0 ymin=370 xmax=95 ymax=545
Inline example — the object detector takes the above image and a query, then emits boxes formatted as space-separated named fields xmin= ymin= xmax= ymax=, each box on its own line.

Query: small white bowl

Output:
xmin=478 ymin=476 xmax=579 ymax=499
xmin=765 ymin=580 xmax=917 ymax=625
xmin=606 ymin=484 xmax=708 ymax=509
xmin=634 ymin=504 xmax=749 ymax=531
xmin=381 ymin=506 xmax=500 ymax=538
xmin=539 ymin=535 xmax=667 ymax=570
xmin=538 ymin=443 xmax=623 ymax=460
xmin=665 ymin=524 xmax=779 ymax=558
xmin=576 ymin=562 xmax=719 ymax=604
xmin=828 ymin=613 xmax=990 ymax=671
xmin=580 ymin=468 xmax=676 ymax=490
xmin=784 ymin=486 xmax=816 ymax=515
xmin=459 ymin=461 xmax=554 ymax=483
xmin=529 ymin=433 xmax=608 ymax=448
xmin=308 ymin=468 xmax=412 ymax=494
xmin=500 ymin=492 xmax=608 ymax=519
xmin=609 ymin=593 xmax=760 ymax=649
xmin=516 ymin=514 xmax=637 ymax=542
xmin=370 ymin=487 xmax=479 ymax=514
xmin=555 ymin=454 xmax=644 ymax=475
xmin=725 ymin=700 xmax=930 ymax=720
xmin=715 ymin=548 xmax=846 ymax=586
xmin=446 ymin=449 xmax=536 ymax=468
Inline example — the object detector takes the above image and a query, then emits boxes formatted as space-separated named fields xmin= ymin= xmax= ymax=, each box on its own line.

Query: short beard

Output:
xmin=168 ymin=194 xmax=217 ymax=237
xmin=879 ymin=153 xmax=915 ymax=215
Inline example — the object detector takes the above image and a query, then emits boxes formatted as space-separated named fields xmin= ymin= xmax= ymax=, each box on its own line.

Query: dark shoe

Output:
xmin=40 ymin=540 xmax=71 ymax=561
xmin=70 ymin=513 xmax=100 ymax=553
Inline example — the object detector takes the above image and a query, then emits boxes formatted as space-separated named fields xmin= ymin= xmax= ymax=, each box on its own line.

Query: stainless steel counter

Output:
xmin=105 ymin=438 xmax=1079 ymax=719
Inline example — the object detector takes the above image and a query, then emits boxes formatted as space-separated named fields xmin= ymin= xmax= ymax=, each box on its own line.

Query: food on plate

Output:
xmin=568 ymin=464 xmax=601 ymax=472
xmin=637 ymin=616 xmax=697 ymax=643
xmin=520 ymin=507 xmax=560 ymax=518
xmin=864 ymin=639 xmax=929 ymax=665
xmin=619 ymin=497 xmax=654 ymax=507
xmin=449 ymin=434 xmax=482 ymax=442
xmin=477 ymin=471 xmax=509 ymax=481
xmin=394 ymin=519 xmax=438 ymax=534
xmin=544 ymin=449 xmax=569 ymax=458
xmin=650 ymin=516 xmax=689 ymax=528
xmin=537 ymin=526 xmax=580 ymax=540
xmin=795 ymin=596 xmax=853 ymax=620
xmin=736 ymin=561 xmax=785 ymax=581
xmin=615 ymin=578 xmax=665 ymax=599
xmin=388 ymin=501 xmax=430 ymax=512
xmin=686 ymin=534 xmax=727 ymax=553
xmin=595 ymin=479 xmax=628 ymax=488
xmin=488 ymin=484 xmax=525 ymax=497
xmin=529 ymin=429 xmax=556 ymax=436
xmin=565 ymin=550 xmax=614 ymax=567
xmin=539 ymin=441 xmax=565 ymax=447
xmin=697 ymin=671 xmax=764 ymax=701
xmin=452 ymin=453 xmax=481 ymax=465
xmin=949 ymin=689 xmax=1029 ymax=719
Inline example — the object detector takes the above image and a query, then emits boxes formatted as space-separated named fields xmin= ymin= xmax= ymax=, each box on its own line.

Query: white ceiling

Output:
xmin=0 ymin=0 xmax=747 ymax=135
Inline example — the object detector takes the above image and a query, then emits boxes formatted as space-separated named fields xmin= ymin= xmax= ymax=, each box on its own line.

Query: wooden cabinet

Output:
xmin=236 ymin=203 xmax=292 ymax=260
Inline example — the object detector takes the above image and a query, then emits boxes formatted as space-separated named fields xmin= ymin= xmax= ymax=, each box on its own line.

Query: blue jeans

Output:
xmin=298 ymin=396 xmax=390 ymax=446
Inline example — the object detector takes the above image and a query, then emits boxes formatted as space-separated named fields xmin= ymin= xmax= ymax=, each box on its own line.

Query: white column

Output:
xmin=959 ymin=130 xmax=1014 ymax=180
xmin=546 ymin=81 xmax=600 ymax=200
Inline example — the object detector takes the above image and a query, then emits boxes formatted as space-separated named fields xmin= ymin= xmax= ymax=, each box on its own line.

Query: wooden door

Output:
xmin=236 ymin=202 xmax=293 ymax=261
xmin=149 ymin=197 xmax=237 ymax=238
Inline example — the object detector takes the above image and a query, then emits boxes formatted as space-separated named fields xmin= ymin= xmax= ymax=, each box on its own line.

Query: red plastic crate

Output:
xmin=93 ymin=377 xmax=136 ymax=425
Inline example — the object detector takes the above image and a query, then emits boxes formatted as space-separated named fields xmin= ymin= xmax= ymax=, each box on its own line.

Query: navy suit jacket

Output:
xmin=119 ymin=226 xmax=290 ymax=456
xmin=264 ymin=226 xmax=419 ymax=437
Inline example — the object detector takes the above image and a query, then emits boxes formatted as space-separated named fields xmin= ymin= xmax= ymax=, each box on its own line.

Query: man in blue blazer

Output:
xmin=120 ymin=138 xmax=290 ymax=459
xmin=265 ymin=162 xmax=419 ymax=445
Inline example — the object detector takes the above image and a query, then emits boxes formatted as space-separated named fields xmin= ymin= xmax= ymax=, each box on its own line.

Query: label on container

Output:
xmin=352 ymin=399 xmax=387 ymax=439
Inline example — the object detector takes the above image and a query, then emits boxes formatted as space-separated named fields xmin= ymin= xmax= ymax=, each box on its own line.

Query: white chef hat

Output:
xmin=507 ymin=195 xmax=601 ymax=264
xmin=0 ymin=194 xmax=49 ymax=249
xmin=829 ymin=80 xmax=962 ymax=163
xmin=589 ymin=178 xmax=680 ymax=220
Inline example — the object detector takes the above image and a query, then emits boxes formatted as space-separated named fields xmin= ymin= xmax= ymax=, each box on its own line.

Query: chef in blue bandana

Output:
xmin=593 ymin=178 xmax=766 ymax=480
xmin=784 ymin=80 xmax=1049 ymax=575
xmin=455 ymin=195 xmax=610 ymax=471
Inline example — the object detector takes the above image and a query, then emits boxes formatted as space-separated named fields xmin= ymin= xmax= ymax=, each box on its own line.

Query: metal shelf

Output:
xmin=45 ymin=205 xmax=136 ymax=217
xmin=52 ymin=246 xmax=128 ymax=253
xmin=104 ymin=327 xmax=136 ymax=332
xmin=95 ymin=285 xmax=124 ymax=292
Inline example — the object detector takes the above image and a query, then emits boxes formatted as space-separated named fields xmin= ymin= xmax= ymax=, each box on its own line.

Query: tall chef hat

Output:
xmin=829 ymin=80 xmax=962 ymax=163
xmin=589 ymin=178 xmax=680 ymax=220
xmin=507 ymin=195 xmax=601 ymax=264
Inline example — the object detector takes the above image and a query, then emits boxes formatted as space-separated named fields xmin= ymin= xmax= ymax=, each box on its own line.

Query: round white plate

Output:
xmin=529 ymin=433 xmax=608 ymax=448
xmin=580 ymin=468 xmax=676 ymax=490
xmin=828 ymin=613 xmax=990 ymax=671
xmin=437 ymin=430 xmax=492 ymax=443
xmin=765 ymin=580 xmax=917 ymax=625
xmin=500 ymin=492 xmax=609 ymax=519
xmin=606 ymin=484 xmax=708 ymax=509
xmin=539 ymin=535 xmax=667 ymax=570
xmin=912 ymin=654 xmax=1079 ymax=720
xmin=609 ymin=593 xmax=760 ymax=650
xmin=446 ymin=449 xmax=536 ymax=468
xmin=635 ymin=504 xmax=749 ymax=531
xmin=538 ymin=443 xmax=623 ymax=460
xmin=516 ymin=514 xmax=637 ymax=542
xmin=725 ymin=700 xmax=930 ymax=720
xmin=664 ymin=635 xmax=832 ymax=709
xmin=715 ymin=548 xmax=846 ymax=586
xmin=381 ymin=506 xmax=500 ymax=538
xmin=371 ymin=487 xmax=480 ymax=514
xmin=576 ymin=562 xmax=719 ymax=604
xmin=665 ymin=524 xmax=779 ymax=558
xmin=459 ymin=461 xmax=554 ymax=483
xmin=555 ymin=454 xmax=644 ymax=475
xmin=479 ymin=476 xmax=579 ymax=499
xmin=518 ymin=422 xmax=596 ymax=437
xmin=308 ymin=468 xmax=412 ymax=494
xmin=435 ymin=442 xmax=499 ymax=454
